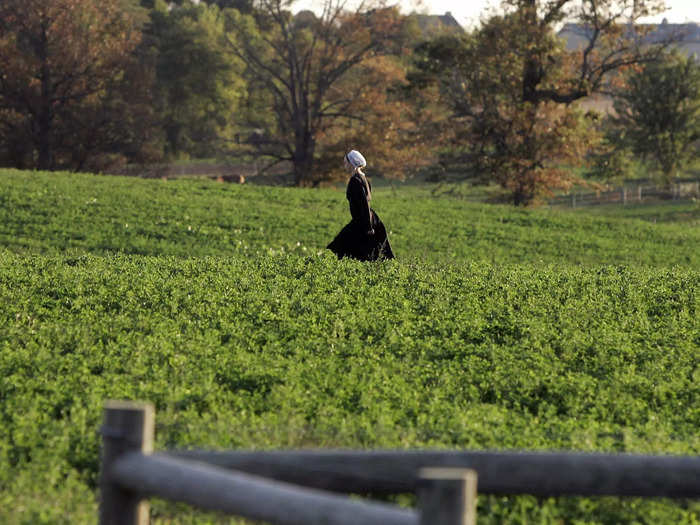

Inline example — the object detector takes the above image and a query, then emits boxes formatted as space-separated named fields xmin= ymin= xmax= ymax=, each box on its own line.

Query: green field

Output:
xmin=575 ymin=201 xmax=700 ymax=225
xmin=1 ymin=170 xmax=698 ymax=267
xmin=0 ymin=169 xmax=698 ymax=524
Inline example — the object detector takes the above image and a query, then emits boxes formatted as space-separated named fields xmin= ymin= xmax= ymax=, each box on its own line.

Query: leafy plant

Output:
xmin=0 ymin=170 xmax=698 ymax=523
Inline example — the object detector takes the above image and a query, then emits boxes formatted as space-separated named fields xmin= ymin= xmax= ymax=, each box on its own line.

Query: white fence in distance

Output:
xmin=549 ymin=181 xmax=700 ymax=207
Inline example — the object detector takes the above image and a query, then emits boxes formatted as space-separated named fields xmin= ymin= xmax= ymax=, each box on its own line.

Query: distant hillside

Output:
xmin=558 ymin=20 xmax=699 ymax=113
xmin=405 ymin=14 xmax=699 ymax=57
xmin=558 ymin=20 xmax=700 ymax=59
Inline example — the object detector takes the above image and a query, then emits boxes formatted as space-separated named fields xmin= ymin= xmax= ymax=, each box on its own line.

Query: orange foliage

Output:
xmin=315 ymin=54 xmax=436 ymax=181
xmin=227 ymin=2 xmax=435 ymax=185
xmin=414 ymin=0 xmax=670 ymax=205
xmin=0 ymin=0 xmax=141 ymax=169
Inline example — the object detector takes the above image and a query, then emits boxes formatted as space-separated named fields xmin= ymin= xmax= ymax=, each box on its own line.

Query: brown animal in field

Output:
xmin=216 ymin=175 xmax=245 ymax=184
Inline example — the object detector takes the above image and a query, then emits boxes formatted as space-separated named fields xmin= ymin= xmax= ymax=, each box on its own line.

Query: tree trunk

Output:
xmin=37 ymin=106 xmax=53 ymax=170
xmin=521 ymin=0 xmax=540 ymax=105
xmin=292 ymin=132 xmax=315 ymax=186
xmin=37 ymin=24 xmax=53 ymax=171
xmin=513 ymin=184 xmax=533 ymax=206
xmin=293 ymin=152 xmax=314 ymax=186
xmin=660 ymin=157 xmax=676 ymax=190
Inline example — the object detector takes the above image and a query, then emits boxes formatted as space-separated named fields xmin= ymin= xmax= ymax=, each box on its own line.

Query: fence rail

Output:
xmin=99 ymin=401 xmax=475 ymax=525
xmin=99 ymin=401 xmax=700 ymax=525
xmin=549 ymin=181 xmax=700 ymax=207
xmin=110 ymin=452 xmax=418 ymax=525
xmin=169 ymin=448 xmax=700 ymax=498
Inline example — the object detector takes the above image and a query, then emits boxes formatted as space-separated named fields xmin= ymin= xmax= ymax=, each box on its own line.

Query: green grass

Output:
xmin=0 ymin=169 xmax=698 ymax=524
xmin=1 ymin=169 xmax=698 ymax=267
xmin=574 ymin=201 xmax=700 ymax=225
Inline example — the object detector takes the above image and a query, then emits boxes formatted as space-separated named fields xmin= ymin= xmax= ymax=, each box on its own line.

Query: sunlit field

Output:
xmin=1 ymin=169 xmax=698 ymax=524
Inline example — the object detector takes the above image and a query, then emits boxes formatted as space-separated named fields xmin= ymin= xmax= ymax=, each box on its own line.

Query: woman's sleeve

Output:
xmin=348 ymin=178 xmax=372 ymax=231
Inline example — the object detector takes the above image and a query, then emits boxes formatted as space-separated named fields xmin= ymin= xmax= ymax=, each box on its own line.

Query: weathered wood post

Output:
xmin=417 ymin=468 xmax=478 ymax=525
xmin=100 ymin=401 xmax=155 ymax=525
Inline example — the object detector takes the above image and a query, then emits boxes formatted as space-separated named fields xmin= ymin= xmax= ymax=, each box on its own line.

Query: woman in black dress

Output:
xmin=327 ymin=150 xmax=394 ymax=261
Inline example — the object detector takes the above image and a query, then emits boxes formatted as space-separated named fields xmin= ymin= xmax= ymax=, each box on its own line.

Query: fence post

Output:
xmin=622 ymin=187 xmax=627 ymax=205
xmin=417 ymin=468 xmax=478 ymax=525
xmin=638 ymin=186 xmax=642 ymax=202
xmin=100 ymin=401 xmax=155 ymax=525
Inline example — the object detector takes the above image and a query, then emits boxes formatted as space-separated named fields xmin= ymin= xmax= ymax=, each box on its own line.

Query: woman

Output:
xmin=327 ymin=150 xmax=394 ymax=261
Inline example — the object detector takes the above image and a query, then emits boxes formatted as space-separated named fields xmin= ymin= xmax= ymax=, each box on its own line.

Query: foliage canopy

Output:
xmin=223 ymin=0 xmax=431 ymax=185
xmin=147 ymin=0 xmax=247 ymax=159
xmin=0 ymin=0 xmax=144 ymax=170
xmin=411 ymin=0 xmax=673 ymax=205
xmin=611 ymin=51 xmax=700 ymax=185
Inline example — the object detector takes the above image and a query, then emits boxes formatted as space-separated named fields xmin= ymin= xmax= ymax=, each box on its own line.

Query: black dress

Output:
xmin=327 ymin=173 xmax=394 ymax=261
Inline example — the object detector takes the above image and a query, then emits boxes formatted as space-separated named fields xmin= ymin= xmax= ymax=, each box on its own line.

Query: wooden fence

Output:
xmin=548 ymin=181 xmax=700 ymax=208
xmin=99 ymin=401 xmax=700 ymax=525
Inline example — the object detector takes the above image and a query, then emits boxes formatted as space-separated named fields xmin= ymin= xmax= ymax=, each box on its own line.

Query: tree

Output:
xmin=313 ymin=53 xmax=437 ymax=182
xmin=412 ymin=0 xmax=673 ymax=205
xmin=52 ymin=45 xmax=164 ymax=172
xmin=146 ymin=0 xmax=246 ymax=159
xmin=0 ymin=0 xmax=142 ymax=170
xmin=610 ymin=51 xmax=700 ymax=186
xmin=224 ymin=0 xmax=424 ymax=185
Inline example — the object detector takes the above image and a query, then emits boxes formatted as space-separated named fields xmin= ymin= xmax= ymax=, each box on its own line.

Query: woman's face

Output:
xmin=343 ymin=156 xmax=353 ymax=173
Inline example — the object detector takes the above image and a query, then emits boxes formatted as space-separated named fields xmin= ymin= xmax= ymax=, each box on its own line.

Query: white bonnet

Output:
xmin=345 ymin=150 xmax=366 ymax=169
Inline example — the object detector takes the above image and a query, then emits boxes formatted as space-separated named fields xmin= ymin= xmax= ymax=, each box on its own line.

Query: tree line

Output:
xmin=1 ymin=0 xmax=698 ymax=204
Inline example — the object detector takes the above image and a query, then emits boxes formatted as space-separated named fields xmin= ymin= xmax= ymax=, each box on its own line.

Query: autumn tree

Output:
xmin=224 ymin=0 xmax=428 ymax=185
xmin=610 ymin=51 xmax=700 ymax=186
xmin=412 ymin=0 xmax=673 ymax=205
xmin=52 ymin=45 xmax=163 ymax=172
xmin=0 ymin=0 xmax=143 ymax=170
xmin=313 ymin=53 xmax=437 ymax=182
